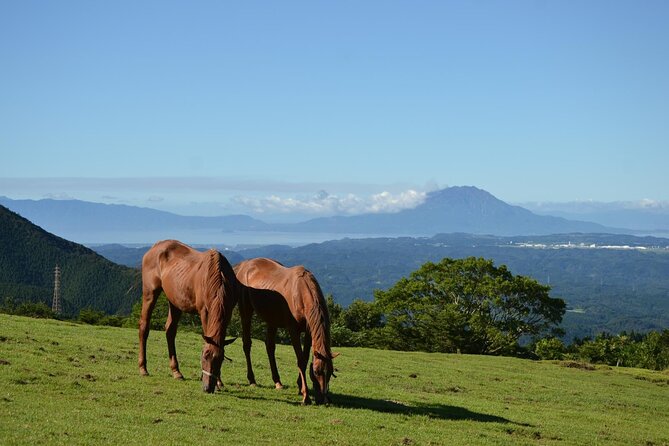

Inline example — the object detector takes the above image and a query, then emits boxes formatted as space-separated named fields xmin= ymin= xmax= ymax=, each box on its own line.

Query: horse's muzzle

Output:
xmin=201 ymin=369 xmax=218 ymax=393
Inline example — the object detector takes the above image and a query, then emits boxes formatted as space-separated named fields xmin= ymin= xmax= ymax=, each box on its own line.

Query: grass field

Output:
xmin=1 ymin=314 xmax=668 ymax=445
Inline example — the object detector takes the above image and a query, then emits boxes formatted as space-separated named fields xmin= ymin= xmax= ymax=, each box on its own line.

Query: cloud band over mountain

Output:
xmin=233 ymin=189 xmax=427 ymax=215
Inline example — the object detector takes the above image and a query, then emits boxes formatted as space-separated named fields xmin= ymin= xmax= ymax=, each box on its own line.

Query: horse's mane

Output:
xmin=301 ymin=269 xmax=332 ymax=358
xmin=203 ymin=249 xmax=235 ymax=341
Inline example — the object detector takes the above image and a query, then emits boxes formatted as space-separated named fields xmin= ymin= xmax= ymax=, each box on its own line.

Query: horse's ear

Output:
xmin=202 ymin=335 xmax=219 ymax=347
xmin=223 ymin=337 xmax=237 ymax=346
xmin=331 ymin=352 xmax=340 ymax=359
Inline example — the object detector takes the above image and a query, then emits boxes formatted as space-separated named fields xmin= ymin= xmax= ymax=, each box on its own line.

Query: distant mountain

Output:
xmin=1 ymin=187 xmax=619 ymax=243
xmin=288 ymin=186 xmax=612 ymax=236
xmin=0 ymin=205 xmax=139 ymax=315
xmin=0 ymin=196 xmax=268 ymax=244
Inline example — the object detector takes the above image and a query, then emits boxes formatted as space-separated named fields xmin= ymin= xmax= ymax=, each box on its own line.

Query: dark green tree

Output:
xmin=635 ymin=330 xmax=669 ymax=371
xmin=78 ymin=307 xmax=106 ymax=324
xmin=124 ymin=293 xmax=202 ymax=332
xmin=374 ymin=257 xmax=566 ymax=354
xmin=325 ymin=294 xmax=344 ymax=324
xmin=342 ymin=299 xmax=383 ymax=332
xmin=534 ymin=337 xmax=567 ymax=360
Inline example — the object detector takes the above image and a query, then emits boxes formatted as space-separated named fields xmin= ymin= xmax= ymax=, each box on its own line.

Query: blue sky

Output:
xmin=1 ymin=1 xmax=668 ymax=218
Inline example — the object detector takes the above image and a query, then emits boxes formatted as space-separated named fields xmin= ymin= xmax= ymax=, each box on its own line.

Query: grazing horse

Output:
xmin=234 ymin=257 xmax=338 ymax=405
xmin=139 ymin=240 xmax=238 ymax=393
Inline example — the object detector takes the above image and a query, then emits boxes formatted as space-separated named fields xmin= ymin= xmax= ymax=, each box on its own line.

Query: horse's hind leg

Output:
xmin=240 ymin=300 xmax=257 ymax=386
xmin=165 ymin=302 xmax=183 ymax=380
xmin=266 ymin=325 xmax=284 ymax=389
xmin=138 ymin=287 xmax=160 ymax=376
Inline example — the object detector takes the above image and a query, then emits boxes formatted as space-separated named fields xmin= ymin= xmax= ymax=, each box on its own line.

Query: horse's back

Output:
xmin=235 ymin=257 xmax=299 ymax=289
xmin=141 ymin=240 xmax=202 ymax=290
xmin=235 ymin=257 xmax=321 ymax=317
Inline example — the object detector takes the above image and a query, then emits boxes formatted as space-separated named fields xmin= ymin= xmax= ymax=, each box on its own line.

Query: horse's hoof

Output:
xmin=139 ymin=368 xmax=149 ymax=376
xmin=249 ymin=383 xmax=257 ymax=387
xmin=275 ymin=383 xmax=284 ymax=390
xmin=301 ymin=397 xmax=312 ymax=406
xmin=172 ymin=372 xmax=184 ymax=380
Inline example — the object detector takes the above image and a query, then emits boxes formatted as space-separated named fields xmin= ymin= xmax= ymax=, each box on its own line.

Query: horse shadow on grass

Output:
xmin=330 ymin=393 xmax=520 ymax=424
xmin=227 ymin=386 xmax=525 ymax=425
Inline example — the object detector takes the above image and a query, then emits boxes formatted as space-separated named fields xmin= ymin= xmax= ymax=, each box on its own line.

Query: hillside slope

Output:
xmin=0 ymin=205 xmax=139 ymax=315
xmin=1 ymin=314 xmax=668 ymax=445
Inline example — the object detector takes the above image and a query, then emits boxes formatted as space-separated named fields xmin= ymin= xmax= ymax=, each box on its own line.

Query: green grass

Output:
xmin=1 ymin=314 xmax=668 ymax=445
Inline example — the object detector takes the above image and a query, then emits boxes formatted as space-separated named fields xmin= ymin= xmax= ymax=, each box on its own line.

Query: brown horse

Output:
xmin=139 ymin=240 xmax=238 ymax=393
xmin=234 ymin=257 xmax=337 ymax=405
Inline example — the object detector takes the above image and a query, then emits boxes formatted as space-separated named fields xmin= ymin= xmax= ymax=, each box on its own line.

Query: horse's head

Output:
xmin=200 ymin=336 xmax=237 ymax=393
xmin=310 ymin=351 xmax=339 ymax=404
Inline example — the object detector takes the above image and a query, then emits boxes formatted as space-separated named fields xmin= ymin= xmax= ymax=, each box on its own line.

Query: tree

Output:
xmin=535 ymin=337 xmax=566 ymax=360
xmin=635 ymin=330 xmax=669 ymax=371
xmin=11 ymin=301 xmax=56 ymax=319
xmin=123 ymin=293 xmax=202 ymax=332
xmin=78 ymin=307 xmax=106 ymax=324
xmin=325 ymin=294 xmax=358 ymax=347
xmin=374 ymin=257 xmax=566 ymax=355
xmin=342 ymin=299 xmax=383 ymax=332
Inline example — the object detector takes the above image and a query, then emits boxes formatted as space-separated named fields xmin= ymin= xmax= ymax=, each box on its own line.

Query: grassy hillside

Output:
xmin=1 ymin=314 xmax=668 ymax=445
xmin=0 ymin=205 xmax=139 ymax=315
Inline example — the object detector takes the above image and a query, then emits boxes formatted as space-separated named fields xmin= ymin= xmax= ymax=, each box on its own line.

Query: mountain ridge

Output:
xmin=287 ymin=186 xmax=613 ymax=235
xmin=1 ymin=186 xmax=621 ymax=243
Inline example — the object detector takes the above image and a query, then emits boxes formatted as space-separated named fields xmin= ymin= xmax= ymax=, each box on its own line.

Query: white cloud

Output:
xmin=634 ymin=199 xmax=669 ymax=210
xmin=42 ymin=192 xmax=74 ymax=200
xmin=233 ymin=189 xmax=427 ymax=216
xmin=147 ymin=195 xmax=165 ymax=203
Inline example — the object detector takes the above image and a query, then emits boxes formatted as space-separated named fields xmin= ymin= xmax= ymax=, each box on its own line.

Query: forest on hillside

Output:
xmin=3 ymin=200 xmax=668 ymax=343
xmin=89 ymin=233 xmax=669 ymax=341
xmin=238 ymin=234 xmax=669 ymax=339
xmin=0 ymin=206 xmax=139 ymax=315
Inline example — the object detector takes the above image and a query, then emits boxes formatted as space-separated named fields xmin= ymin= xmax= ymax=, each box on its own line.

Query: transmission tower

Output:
xmin=52 ymin=265 xmax=62 ymax=314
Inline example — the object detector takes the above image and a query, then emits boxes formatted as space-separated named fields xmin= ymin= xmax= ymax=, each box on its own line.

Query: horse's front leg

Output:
xmin=289 ymin=328 xmax=310 ymax=405
xmin=165 ymin=303 xmax=183 ymax=380
xmin=266 ymin=325 xmax=284 ymax=389
xmin=297 ymin=331 xmax=312 ymax=394
xmin=138 ymin=289 xmax=159 ymax=376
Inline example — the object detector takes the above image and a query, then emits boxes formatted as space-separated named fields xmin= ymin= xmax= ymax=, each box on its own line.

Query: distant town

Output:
xmin=510 ymin=241 xmax=669 ymax=251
